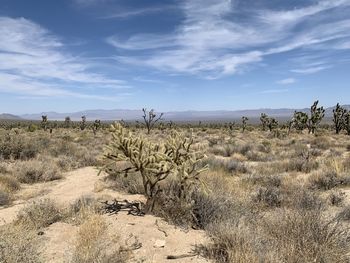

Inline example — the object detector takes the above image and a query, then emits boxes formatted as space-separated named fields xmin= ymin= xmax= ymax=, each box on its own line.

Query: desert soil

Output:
xmin=0 ymin=167 xmax=210 ymax=263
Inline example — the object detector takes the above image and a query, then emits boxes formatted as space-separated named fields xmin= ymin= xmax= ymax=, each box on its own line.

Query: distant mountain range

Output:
xmin=3 ymin=105 xmax=347 ymax=122
xmin=0 ymin=113 xmax=23 ymax=120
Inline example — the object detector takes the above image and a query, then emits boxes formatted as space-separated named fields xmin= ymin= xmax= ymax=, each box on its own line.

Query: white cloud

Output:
xmin=101 ymin=5 xmax=177 ymax=19
xmin=291 ymin=66 xmax=332 ymax=74
xmin=107 ymin=0 xmax=350 ymax=78
xmin=0 ymin=16 xmax=129 ymax=99
xmin=276 ymin=78 xmax=296 ymax=85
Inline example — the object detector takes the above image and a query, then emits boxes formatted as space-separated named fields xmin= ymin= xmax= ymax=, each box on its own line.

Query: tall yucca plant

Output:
xmin=101 ymin=122 xmax=207 ymax=212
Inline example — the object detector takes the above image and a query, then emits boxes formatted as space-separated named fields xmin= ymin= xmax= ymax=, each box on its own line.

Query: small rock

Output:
xmin=153 ymin=239 xmax=166 ymax=248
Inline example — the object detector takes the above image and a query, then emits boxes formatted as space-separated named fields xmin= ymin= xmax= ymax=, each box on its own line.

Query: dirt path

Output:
xmin=0 ymin=167 xmax=210 ymax=263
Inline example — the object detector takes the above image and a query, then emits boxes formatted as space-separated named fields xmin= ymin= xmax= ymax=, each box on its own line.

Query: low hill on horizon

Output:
xmin=16 ymin=105 xmax=350 ymax=122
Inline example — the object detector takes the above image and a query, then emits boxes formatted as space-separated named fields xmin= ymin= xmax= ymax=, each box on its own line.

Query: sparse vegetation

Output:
xmin=1 ymin=102 xmax=350 ymax=262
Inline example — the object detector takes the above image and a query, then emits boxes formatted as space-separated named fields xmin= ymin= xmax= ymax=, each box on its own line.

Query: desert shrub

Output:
xmin=106 ymin=171 xmax=144 ymax=195
xmin=155 ymin=180 xmax=247 ymax=229
xmin=346 ymin=144 xmax=350 ymax=151
xmin=0 ymin=134 xmax=38 ymax=160
xmin=66 ymin=196 xmax=103 ymax=224
xmin=16 ymin=199 xmax=62 ymax=229
xmin=0 ymin=224 xmax=41 ymax=263
xmin=309 ymin=171 xmax=340 ymax=190
xmin=337 ymin=206 xmax=350 ymax=221
xmin=263 ymin=209 xmax=349 ymax=262
xmin=242 ymin=174 xmax=282 ymax=188
xmin=329 ymin=191 xmax=345 ymax=206
xmin=244 ymin=150 xmax=268 ymax=161
xmin=206 ymin=157 xmax=248 ymax=174
xmin=201 ymin=220 xmax=275 ymax=263
xmin=210 ymin=144 xmax=236 ymax=157
xmin=286 ymin=188 xmax=323 ymax=210
xmin=311 ymin=136 xmax=331 ymax=150
xmin=14 ymin=159 xmax=62 ymax=183
xmin=258 ymin=141 xmax=271 ymax=153
xmin=285 ymin=157 xmax=319 ymax=173
xmin=0 ymin=189 xmax=10 ymax=206
xmin=253 ymin=186 xmax=282 ymax=207
xmin=0 ymin=174 xmax=20 ymax=193
xmin=71 ymin=215 xmax=127 ymax=263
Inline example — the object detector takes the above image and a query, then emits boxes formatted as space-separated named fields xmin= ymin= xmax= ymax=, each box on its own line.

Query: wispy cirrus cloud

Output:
xmin=276 ymin=78 xmax=296 ymax=85
xmin=101 ymin=5 xmax=177 ymax=19
xmin=0 ymin=16 xmax=129 ymax=99
xmin=108 ymin=0 xmax=350 ymax=78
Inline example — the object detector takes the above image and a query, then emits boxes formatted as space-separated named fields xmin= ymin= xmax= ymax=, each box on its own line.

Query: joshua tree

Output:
xmin=333 ymin=103 xmax=347 ymax=134
xmin=308 ymin=100 xmax=325 ymax=134
xmin=92 ymin=119 xmax=101 ymax=135
xmin=101 ymin=123 xmax=207 ymax=212
xmin=80 ymin=116 xmax=86 ymax=131
xmin=267 ymin=117 xmax=278 ymax=132
xmin=345 ymin=112 xmax=350 ymax=135
xmin=260 ymin=113 xmax=269 ymax=131
xmin=241 ymin=116 xmax=248 ymax=132
xmin=64 ymin=116 xmax=71 ymax=128
xmin=41 ymin=115 xmax=48 ymax=131
xmin=227 ymin=122 xmax=235 ymax=131
xmin=292 ymin=111 xmax=308 ymax=132
xmin=141 ymin=108 xmax=164 ymax=134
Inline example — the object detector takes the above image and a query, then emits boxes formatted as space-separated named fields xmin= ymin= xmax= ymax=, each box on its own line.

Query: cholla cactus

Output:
xmin=308 ymin=100 xmax=325 ymax=134
xmin=260 ymin=113 xmax=269 ymax=131
xmin=333 ymin=103 xmax=347 ymax=134
xmin=241 ymin=116 xmax=248 ymax=132
xmin=101 ymin=122 xmax=207 ymax=212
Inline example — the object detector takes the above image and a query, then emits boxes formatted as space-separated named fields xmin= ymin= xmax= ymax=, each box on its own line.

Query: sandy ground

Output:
xmin=0 ymin=167 xmax=210 ymax=263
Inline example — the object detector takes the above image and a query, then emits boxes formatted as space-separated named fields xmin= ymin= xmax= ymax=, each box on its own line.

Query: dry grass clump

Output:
xmin=14 ymin=159 xmax=62 ymax=183
xmin=0 ymin=224 xmax=41 ymax=263
xmin=16 ymin=199 xmax=62 ymax=229
xmin=71 ymin=214 xmax=128 ymax=263
xmin=65 ymin=196 xmax=103 ymax=225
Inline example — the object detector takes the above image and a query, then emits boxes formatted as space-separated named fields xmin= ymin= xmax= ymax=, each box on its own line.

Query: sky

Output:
xmin=0 ymin=0 xmax=350 ymax=114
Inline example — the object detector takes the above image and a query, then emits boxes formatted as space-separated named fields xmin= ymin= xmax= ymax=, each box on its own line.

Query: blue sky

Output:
xmin=0 ymin=0 xmax=350 ymax=114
